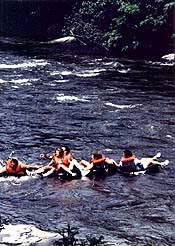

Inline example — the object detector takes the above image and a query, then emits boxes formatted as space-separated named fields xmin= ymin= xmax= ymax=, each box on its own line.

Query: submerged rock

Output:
xmin=162 ymin=53 xmax=175 ymax=61
xmin=46 ymin=36 xmax=77 ymax=44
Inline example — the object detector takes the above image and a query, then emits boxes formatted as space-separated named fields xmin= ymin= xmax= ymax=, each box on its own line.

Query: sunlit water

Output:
xmin=0 ymin=40 xmax=175 ymax=245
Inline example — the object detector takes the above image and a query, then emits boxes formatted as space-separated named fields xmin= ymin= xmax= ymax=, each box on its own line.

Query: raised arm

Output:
xmin=105 ymin=157 xmax=120 ymax=167
xmin=79 ymin=159 xmax=93 ymax=171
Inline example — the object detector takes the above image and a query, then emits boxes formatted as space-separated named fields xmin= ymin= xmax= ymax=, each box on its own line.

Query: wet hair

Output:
xmin=11 ymin=158 xmax=19 ymax=165
xmin=11 ymin=158 xmax=19 ymax=170
xmin=54 ymin=148 xmax=61 ymax=155
xmin=123 ymin=149 xmax=133 ymax=158
xmin=61 ymin=146 xmax=71 ymax=154
xmin=92 ymin=151 xmax=103 ymax=160
xmin=57 ymin=146 xmax=71 ymax=158
xmin=59 ymin=148 xmax=64 ymax=158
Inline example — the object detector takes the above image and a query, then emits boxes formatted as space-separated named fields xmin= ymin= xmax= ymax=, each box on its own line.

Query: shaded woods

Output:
xmin=0 ymin=0 xmax=174 ymax=58
xmin=62 ymin=0 xmax=175 ymax=58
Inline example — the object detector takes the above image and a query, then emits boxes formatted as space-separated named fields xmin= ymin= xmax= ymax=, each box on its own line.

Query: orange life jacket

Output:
xmin=91 ymin=157 xmax=106 ymax=165
xmin=61 ymin=154 xmax=73 ymax=167
xmin=5 ymin=160 xmax=25 ymax=175
xmin=120 ymin=155 xmax=136 ymax=163
xmin=120 ymin=155 xmax=137 ymax=172
xmin=61 ymin=157 xmax=69 ymax=167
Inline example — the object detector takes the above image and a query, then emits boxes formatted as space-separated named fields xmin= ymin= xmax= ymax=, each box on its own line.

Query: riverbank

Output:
xmin=1 ymin=35 xmax=174 ymax=60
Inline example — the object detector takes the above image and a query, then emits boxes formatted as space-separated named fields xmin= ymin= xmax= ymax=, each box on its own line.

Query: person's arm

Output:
xmin=134 ymin=158 xmax=141 ymax=165
xmin=46 ymin=159 xmax=54 ymax=167
xmin=105 ymin=157 xmax=120 ymax=167
xmin=20 ymin=162 xmax=41 ymax=170
xmin=42 ymin=167 xmax=55 ymax=177
xmin=59 ymin=164 xmax=76 ymax=176
xmin=0 ymin=166 xmax=7 ymax=174
xmin=70 ymin=159 xmax=84 ymax=171
xmin=79 ymin=160 xmax=93 ymax=170
xmin=92 ymin=157 xmax=106 ymax=164
xmin=119 ymin=160 xmax=122 ymax=166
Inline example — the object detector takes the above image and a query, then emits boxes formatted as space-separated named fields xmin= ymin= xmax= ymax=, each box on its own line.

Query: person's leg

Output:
xmin=152 ymin=152 xmax=161 ymax=160
xmin=140 ymin=156 xmax=169 ymax=169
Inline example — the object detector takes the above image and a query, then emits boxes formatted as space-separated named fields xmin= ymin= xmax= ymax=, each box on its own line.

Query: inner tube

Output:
xmin=86 ymin=162 xmax=118 ymax=179
xmin=144 ymin=164 xmax=160 ymax=174
xmin=118 ymin=164 xmax=161 ymax=176
xmin=0 ymin=171 xmax=26 ymax=178
xmin=57 ymin=166 xmax=82 ymax=180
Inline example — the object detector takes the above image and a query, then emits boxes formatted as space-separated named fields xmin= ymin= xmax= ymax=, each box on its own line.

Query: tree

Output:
xmin=62 ymin=0 xmax=175 ymax=57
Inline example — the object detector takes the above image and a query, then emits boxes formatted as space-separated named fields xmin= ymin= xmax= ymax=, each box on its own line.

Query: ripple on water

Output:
xmin=0 ymin=50 xmax=174 ymax=245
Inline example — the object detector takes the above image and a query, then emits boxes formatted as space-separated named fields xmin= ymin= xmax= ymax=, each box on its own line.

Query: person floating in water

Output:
xmin=0 ymin=157 xmax=41 ymax=177
xmin=80 ymin=150 xmax=120 ymax=176
xmin=60 ymin=146 xmax=85 ymax=177
xmin=119 ymin=149 xmax=141 ymax=173
xmin=119 ymin=149 xmax=169 ymax=173
xmin=32 ymin=147 xmax=76 ymax=177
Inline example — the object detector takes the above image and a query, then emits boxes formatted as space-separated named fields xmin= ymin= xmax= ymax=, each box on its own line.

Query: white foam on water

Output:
xmin=105 ymin=102 xmax=142 ymax=109
xmin=50 ymin=71 xmax=63 ymax=76
xmin=76 ymin=68 xmax=106 ymax=77
xmin=117 ymin=68 xmax=130 ymax=73
xmin=55 ymin=79 xmax=69 ymax=83
xmin=105 ymin=148 xmax=113 ymax=152
xmin=0 ymin=224 xmax=61 ymax=246
xmin=0 ymin=78 xmax=35 ymax=85
xmin=60 ymin=71 xmax=73 ymax=76
xmin=10 ymin=78 xmax=38 ymax=84
xmin=54 ymin=94 xmax=89 ymax=102
xmin=0 ymin=60 xmax=48 ymax=69
xmin=0 ymin=79 xmax=6 ymax=83
xmin=51 ymin=68 xmax=107 ymax=78
xmin=0 ymin=175 xmax=39 ymax=183
xmin=0 ymin=176 xmax=21 ymax=183
xmin=146 ymin=60 xmax=175 ymax=67
xmin=161 ymin=62 xmax=175 ymax=66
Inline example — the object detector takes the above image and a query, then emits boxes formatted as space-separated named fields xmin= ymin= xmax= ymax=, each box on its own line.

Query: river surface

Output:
xmin=0 ymin=38 xmax=175 ymax=246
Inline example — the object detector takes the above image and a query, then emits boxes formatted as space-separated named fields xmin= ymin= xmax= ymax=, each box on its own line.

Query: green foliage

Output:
xmin=54 ymin=224 xmax=105 ymax=246
xmin=62 ymin=0 xmax=174 ymax=57
xmin=164 ymin=2 xmax=175 ymax=11
xmin=118 ymin=2 xmax=140 ymax=14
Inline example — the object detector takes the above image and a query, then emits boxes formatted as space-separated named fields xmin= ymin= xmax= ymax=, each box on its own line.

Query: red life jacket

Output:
xmin=5 ymin=160 xmax=25 ymax=175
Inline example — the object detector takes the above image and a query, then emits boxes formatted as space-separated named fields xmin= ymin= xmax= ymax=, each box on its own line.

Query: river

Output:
xmin=0 ymin=38 xmax=175 ymax=246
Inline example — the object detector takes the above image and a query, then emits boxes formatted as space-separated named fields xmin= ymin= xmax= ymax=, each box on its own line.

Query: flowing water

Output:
xmin=0 ymin=38 xmax=175 ymax=246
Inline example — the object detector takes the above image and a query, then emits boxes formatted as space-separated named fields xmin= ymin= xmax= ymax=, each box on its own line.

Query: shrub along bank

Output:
xmin=61 ymin=0 xmax=175 ymax=58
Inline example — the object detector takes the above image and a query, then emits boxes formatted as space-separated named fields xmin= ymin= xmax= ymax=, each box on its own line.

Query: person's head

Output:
xmin=92 ymin=151 xmax=103 ymax=160
xmin=123 ymin=149 xmax=133 ymax=158
xmin=61 ymin=146 xmax=71 ymax=154
xmin=9 ymin=158 xmax=19 ymax=170
xmin=60 ymin=146 xmax=72 ymax=159
xmin=54 ymin=148 xmax=62 ymax=157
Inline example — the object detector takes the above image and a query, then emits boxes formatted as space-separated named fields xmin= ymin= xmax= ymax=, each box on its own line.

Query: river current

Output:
xmin=0 ymin=39 xmax=175 ymax=246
